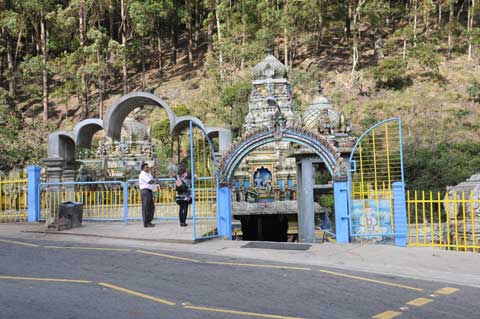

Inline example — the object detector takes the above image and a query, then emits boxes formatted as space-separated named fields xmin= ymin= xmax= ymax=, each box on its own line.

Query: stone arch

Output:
xmin=171 ymin=115 xmax=207 ymax=136
xmin=47 ymin=131 xmax=76 ymax=162
xmin=216 ymin=126 xmax=350 ymax=243
xmin=206 ymin=127 xmax=232 ymax=155
xmin=103 ymin=92 xmax=176 ymax=141
xmin=217 ymin=127 xmax=347 ymax=184
xmin=73 ymin=118 xmax=104 ymax=148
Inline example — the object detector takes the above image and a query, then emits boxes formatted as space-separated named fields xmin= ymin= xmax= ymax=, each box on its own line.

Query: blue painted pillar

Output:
xmin=123 ymin=182 xmax=129 ymax=223
xmin=189 ymin=121 xmax=197 ymax=240
xmin=217 ymin=186 xmax=232 ymax=239
xmin=27 ymin=165 xmax=41 ymax=222
xmin=392 ymin=181 xmax=408 ymax=247
xmin=333 ymin=180 xmax=349 ymax=243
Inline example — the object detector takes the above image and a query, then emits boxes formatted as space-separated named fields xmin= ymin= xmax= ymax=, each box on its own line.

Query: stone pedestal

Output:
xmin=43 ymin=157 xmax=65 ymax=219
xmin=63 ymin=161 xmax=81 ymax=192
xmin=43 ymin=157 xmax=65 ymax=185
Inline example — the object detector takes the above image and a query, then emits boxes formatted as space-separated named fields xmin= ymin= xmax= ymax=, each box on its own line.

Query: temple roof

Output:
xmin=252 ymin=54 xmax=288 ymax=80
xmin=302 ymin=89 xmax=340 ymax=132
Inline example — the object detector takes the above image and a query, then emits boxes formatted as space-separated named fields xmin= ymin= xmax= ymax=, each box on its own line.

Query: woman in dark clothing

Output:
xmin=175 ymin=171 xmax=191 ymax=227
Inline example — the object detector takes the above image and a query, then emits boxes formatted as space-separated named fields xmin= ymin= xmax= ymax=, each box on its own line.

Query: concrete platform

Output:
xmin=22 ymin=221 xmax=199 ymax=244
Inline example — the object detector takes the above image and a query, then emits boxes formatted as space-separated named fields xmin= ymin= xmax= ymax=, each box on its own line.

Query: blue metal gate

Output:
xmin=348 ymin=118 xmax=405 ymax=242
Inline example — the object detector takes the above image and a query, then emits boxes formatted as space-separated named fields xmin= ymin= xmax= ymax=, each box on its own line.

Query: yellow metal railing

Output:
xmin=40 ymin=180 xmax=217 ymax=224
xmin=406 ymin=190 xmax=480 ymax=252
xmin=127 ymin=183 xmax=179 ymax=219
xmin=0 ymin=177 xmax=28 ymax=222
xmin=193 ymin=178 xmax=217 ymax=237
xmin=192 ymin=130 xmax=218 ymax=238
xmin=41 ymin=187 xmax=123 ymax=220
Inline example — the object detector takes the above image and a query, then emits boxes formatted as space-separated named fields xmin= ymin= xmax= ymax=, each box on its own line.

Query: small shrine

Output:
xmin=77 ymin=116 xmax=157 ymax=181
xmin=231 ymin=53 xmax=355 ymax=241
xmin=233 ymin=54 xmax=353 ymax=201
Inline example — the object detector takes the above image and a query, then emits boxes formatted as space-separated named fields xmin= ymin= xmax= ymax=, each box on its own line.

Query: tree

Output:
xmin=121 ymin=0 xmax=129 ymax=94
xmin=351 ymin=0 xmax=366 ymax=88
xmin=0 ymin=2 xmax=26 ymax=99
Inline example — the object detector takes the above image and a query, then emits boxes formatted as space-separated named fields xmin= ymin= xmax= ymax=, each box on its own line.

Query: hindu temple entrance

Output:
xmin=216 ymin=126 xmax=350 ymax=243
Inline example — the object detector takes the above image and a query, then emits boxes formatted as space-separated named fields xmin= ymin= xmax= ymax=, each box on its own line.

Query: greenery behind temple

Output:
xmin=1 ymin=0 xmax=480 ymax=190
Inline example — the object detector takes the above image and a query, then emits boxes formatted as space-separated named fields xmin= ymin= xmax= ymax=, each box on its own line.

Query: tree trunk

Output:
xmin=14 ymin=31 xmax=22 ymax=63
xmin=345 ymin=1 xmax=352 ymax=40
xmin=207 ymin=0 xmax=215 ymax=53
xmin=438 ymin=1 xmax=442 ymax=27
xmin=194 ymin=0 xmax=199 ymax=49
xmin=41 ymin=10 xmax=48 ymax=121
xmin=171 ymin=24 xmax=178 ymax=65
xmin=6 ymin=39 xmax=14 ymax=98
xmin=284 ymin=0 xmax=288 ymax=68
xmin=448 ymin=1 xmax=453 ymax=59
xmin=141 ymin=37 xmax=146 ymax=90
xmin=0 ymin=50 xmax=3 ymax=78
xmin=374 ymin=32 xmax=384 ymax=63
xmin=215 ymin=0 xmax=224 ymax=78
xmin=109 ymin=3 xmax=115 ymax=40
xmin=351 ymin=0 xmax=365 ymax=87
xmin=157 ymin=33 xmax=163 ymax=73
xmin=97 ymin=49 xmax=104 ymax=118
xmin=468 ymin=0 xmax=475 ymax=61
xmin=79 ymin=0 xmax=88 ymax=119
xmin=423 ymin=0 xmax=429 ymax=34
xmin=121 ymin=0 xmax=128 ymax=94
xmin=316 ymin=1 xmax=324 ymax=55
xmin=413 ymin=0 xmax=418 ymax=47
xmin=186 ymin=0 xmax=193 ymax=66
xmin=284 ymin=27 xmax=288 ymax=67
xmin=241 ymin=5 xmax=246 ymax=70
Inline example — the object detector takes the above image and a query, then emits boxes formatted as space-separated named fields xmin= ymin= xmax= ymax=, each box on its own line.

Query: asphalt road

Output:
xmin=0 ymin=237 xmax=478 ymax=319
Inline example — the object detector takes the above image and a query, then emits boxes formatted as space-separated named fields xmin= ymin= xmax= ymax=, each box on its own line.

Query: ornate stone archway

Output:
xmin=217 ymin=126 xmax=348 ymax=184
xmin=216 ymin=126 xmax=350 ymax=243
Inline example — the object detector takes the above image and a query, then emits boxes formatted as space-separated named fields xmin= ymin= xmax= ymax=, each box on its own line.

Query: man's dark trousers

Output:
xmin=141 ymin=189 xmax=154 ymax=226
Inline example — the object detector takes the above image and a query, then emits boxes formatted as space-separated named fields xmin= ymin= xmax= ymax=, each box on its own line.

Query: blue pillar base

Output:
xmin=27 ymin=165 xmax=42 ymax=222
xmin=334 ymin=181 xmax=349 ymax=243
xmin=393 ymin=182 xmax=408 ymax=247
xmin=217 ymin=187 xmax=232 ymax=239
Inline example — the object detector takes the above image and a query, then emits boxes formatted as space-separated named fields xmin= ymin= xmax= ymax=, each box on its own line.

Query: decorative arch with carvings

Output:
xmin=217 ymin=126 xmax=348 ymax=185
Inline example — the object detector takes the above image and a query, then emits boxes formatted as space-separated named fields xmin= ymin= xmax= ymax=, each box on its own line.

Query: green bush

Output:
xmin=467 ymin=80 xmax=480 ymax=102
xmin=0 ymin=91 xmax=41 ymax=171
xmin=409 ymin=43 xmax=441 ymax=79
xmin=373 ymin=57 xmax=410 ymax=89
xmin=404 ymin=142 xmax=480 ymax=192
xmin=319 ymin=194 xmax=334 ymax=209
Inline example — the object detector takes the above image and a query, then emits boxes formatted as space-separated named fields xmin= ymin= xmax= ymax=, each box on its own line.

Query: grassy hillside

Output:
xmin=3 ymin=39 xmax=480 ymax=191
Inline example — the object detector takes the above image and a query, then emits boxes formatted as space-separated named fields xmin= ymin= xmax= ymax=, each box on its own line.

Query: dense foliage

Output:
xmin=1 ymin=0 xmax=480 ymax=189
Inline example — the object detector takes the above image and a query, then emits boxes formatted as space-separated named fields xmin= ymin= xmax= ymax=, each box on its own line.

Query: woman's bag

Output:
xmin=175 ymin=194 xmax=188 ymax=204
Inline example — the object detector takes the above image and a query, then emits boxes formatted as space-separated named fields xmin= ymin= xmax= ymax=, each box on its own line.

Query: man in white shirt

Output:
xmin=139 ymin=163 xmax=157 ymax=227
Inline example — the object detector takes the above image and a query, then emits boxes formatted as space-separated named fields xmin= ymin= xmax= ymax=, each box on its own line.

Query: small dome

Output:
xmin=303 ymin=108 xmax=340 ymax=132
xmin=303 ymin=92 xmax=340 ymax=132
xmin=309 ymin=87 xmax=332 ymax=110
xmin=310 ymin=94 xmax=331 ymax=110
xmin=252 ymin=55 xmax=288 ymax=80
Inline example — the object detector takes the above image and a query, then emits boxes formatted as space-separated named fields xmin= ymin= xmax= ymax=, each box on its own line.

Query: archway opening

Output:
xmin=218 ymin=128 xmax=348 ymax=243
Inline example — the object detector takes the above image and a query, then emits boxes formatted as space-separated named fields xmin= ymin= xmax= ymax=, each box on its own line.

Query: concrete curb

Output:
xmin=22 ymin=230 xmax=197 ymax=245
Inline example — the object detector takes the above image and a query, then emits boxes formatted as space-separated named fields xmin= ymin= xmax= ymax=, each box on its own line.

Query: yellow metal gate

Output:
xmin=349 ymin=118 xmax=405 ymax=241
